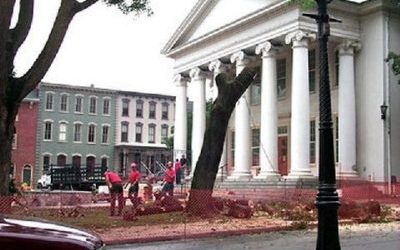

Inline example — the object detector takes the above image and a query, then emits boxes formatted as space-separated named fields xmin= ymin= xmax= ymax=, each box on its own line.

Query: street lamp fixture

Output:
xmin=304 ymin=0 xmax=341 ymax=249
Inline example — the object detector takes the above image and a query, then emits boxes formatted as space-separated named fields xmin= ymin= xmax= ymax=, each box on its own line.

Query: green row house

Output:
xmin=34 ymin=83 xmax=117 ymax=185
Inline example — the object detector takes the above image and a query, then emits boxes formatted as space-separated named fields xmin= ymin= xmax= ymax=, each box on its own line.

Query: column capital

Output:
xmin=208 ymin=59 xmax=230 ymax=74
xmin=255 ymin=41 xmax=278 ymax=58
xmin=173 ymin=74 xmax=189 ymax=87
xmin=230 ymin=51 xmax=252 ymax=67
xmin=285 ymin=30 xmax=316 ymax=48
xmin=338 ymin=40 xmax=362 ymax=56
xmin=189 ymin=67 xmax=209 ymax=80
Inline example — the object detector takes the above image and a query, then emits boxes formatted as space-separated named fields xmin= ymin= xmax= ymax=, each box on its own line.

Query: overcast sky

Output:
xmin=14 ymin=0 xmax=197 ymax=96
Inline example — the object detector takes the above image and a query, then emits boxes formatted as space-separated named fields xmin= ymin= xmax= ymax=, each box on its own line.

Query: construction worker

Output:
xmin=126 ymin=162 xmax=141 ymax=207
xmin=162 ymin=161 xmax=175 ymax=196
xmin=104 ymin=170 xmax=123 ymax=216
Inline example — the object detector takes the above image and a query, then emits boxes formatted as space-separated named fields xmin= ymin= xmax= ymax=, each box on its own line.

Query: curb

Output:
xmin=104 ymin=225 xmax=294 ymax=245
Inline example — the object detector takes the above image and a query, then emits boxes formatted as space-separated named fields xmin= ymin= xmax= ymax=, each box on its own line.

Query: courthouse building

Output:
xmin=162 ymin=0 xmax=400 ymax=185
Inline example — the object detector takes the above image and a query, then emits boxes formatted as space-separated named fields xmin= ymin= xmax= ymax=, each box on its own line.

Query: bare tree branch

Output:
xmin=74 ymin=0 xmax=99 ymax=12
xmin=19 ymin=0 xmax=80 ymax=98
xmin=0 ymin=0 xmax=16 ymax=97
xmin=10 ymin=0 xmax=34 ymax=59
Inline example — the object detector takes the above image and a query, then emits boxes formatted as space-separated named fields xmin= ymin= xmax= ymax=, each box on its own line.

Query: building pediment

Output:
xmin=162 ymin=0 xmax=276 ymax=56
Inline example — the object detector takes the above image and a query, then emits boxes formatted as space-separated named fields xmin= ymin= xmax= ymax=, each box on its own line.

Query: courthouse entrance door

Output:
xmin=278 ymin=136 xmax=288 ymax=176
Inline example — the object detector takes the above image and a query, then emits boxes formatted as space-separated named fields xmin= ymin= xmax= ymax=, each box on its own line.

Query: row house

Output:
xmin=115 ymin=91 xmax=175 ymax=177
xmin=34 ymin=83 xmax=117 ymax=184
xmin=11 ymin=90 xmax=40 ymax=187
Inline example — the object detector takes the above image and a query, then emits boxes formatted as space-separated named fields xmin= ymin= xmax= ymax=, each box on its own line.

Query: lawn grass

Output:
xmin=10 ymin=205 xmax=203 ymax=230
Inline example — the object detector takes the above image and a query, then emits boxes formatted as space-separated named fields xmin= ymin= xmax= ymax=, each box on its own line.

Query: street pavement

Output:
xmin=107 ymin=223 xmax=400 ymax=250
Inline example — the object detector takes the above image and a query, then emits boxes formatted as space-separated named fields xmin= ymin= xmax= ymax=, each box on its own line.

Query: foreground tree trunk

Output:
xmin=187 ymin=67 xmax=256 ymax=215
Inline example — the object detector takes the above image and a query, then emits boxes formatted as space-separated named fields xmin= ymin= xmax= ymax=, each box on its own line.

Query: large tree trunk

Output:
xmin=187 ymin=67 xmax=256 ymax=215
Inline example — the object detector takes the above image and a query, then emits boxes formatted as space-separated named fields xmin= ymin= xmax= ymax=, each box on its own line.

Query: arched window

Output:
xmin=57 ymin=154 xmax=67 ymax=166
xmin=72 ymin=155 xmax=81 ymax=168
xmin=86 ymin=156 xmax=96 ymax=177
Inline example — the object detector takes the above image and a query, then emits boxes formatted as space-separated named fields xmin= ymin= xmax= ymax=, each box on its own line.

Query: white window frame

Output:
xmin=58 ymin=121 xmax=68 ymax=142
xmin=88 ymin=96 xmax=98 ymax=115
xmin=60 ymin=93 xmax=69 ymax=112
xmin=43 ymin=120 xmax=53 ymax=141
xmin=45 ymin=92 xmax=55 ymax=111
xmin=148 ymin=124 xmax=156 ymax=143
xmin=103 ymin=97 xmax=111 ymax=116
xmin=121 ymin=122 xmax=129 ymax=143
xmin=75 ymin=95 xmax=83 ymax=113
xmin=73 ymin=122 xmax=82 ymax=143
xmin=87 ymin=123 xmax=97 ymax=144
xmin=101 ymin=124 xmax=110 ymax=144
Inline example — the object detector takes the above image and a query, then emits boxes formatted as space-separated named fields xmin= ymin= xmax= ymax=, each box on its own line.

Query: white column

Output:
xmin=254 ymin=42 xmax=280 ymax=179
xmin=173 ymin=74 xmax=188 ymax=161
xmin=285 ymin=30 xmax=315 ymax=179
xmin=338 ymin=40 xmax=360 ymax=178
xmin=209 ymin=60 xmax=230 ymax=178
xmin=228 ymin=51 xmax=253 ymax=180
xmin=190 ymin=67 xmax=207 ymax=177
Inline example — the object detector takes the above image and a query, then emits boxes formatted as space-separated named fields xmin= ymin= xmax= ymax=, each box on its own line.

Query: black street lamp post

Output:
xmin=304 ymin=0 xmax=341 ymax=249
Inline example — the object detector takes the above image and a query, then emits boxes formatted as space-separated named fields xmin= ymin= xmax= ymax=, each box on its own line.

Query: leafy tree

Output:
xmin=0 ymin=0 xmax=151 ymax=197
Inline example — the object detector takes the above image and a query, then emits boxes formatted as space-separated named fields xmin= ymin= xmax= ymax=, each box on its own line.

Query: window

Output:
xmin=252 ymin=129 xmax=260 ymax=166
xmin=250 ymin=82 xmax=261 ymax=105
xmin=334 ymin=50 xmax=339 ymax=87
xmin=103 ymin=98 xmax=110 ymax=115
xmin=136 ymin=100 xmax=143 ymax=117
xmin=135 ymin=123 xmax=143 ymax=142
xmin=88 ymin=124 xmax=96 ymax=143
xmin=72 ymin=155 xmax=81 ymax=168
xmin=57 ymin=154 xmax=67 ymax=166
xmin=60 ymin=94 xmax=68 ymax=112
xmin=45 ymin=93 xmax=54 ymax=110
xmin=161 ymin=125 xmax=168 ymax=144
xmin=89 ymin=96 xmax=97 ymax=114
xmin=59 ymin=122 xmax=67 ymax=142
xmin=309 ymin=49 xmax=316 ymax=93
xmin=122 ymin=99 xmax=129 ymax=117
xmin=162 ymin=103 xmax=169 ymax=120
xmin=43 ymin=155 xmax=50 ymax=171
xmin=149 ymin=102 xmax=156 ymax=119
xmin=102 ymin=125 xmax=109 ymax=144
xmin=44 ymin=121 xmax=53 ymax=140
xmin=276 ymin=58 xmax=287 ymax=98
xmin=148 ymin=124 xmax=156 ymax=143
xmin=121 ymin=122 xmax=129 ymax=143
xmin=310 ymin=120 xmax=316 ymax=164
xmin=335 ymin=116 xmax=339 ymax=163
xmin=73 ymin=123 xmax=82 ymax=142
xmin=75 ymin=96 xmax=83 ymax=113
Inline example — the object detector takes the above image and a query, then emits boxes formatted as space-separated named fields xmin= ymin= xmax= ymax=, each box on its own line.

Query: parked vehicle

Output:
xmin=0 ymin=214 xmax=105 ymax=249
xmin=37 ymin=164 xmax=107 ymax=191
